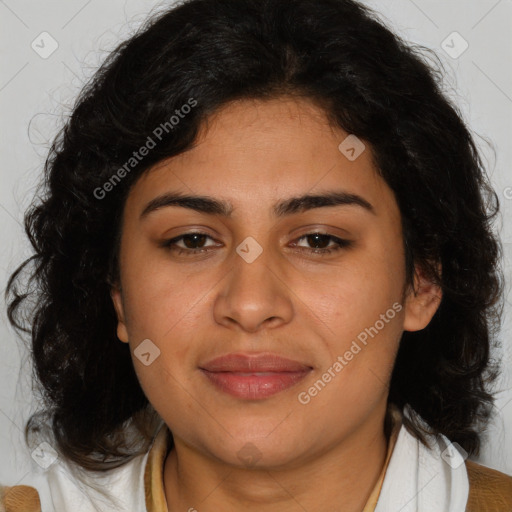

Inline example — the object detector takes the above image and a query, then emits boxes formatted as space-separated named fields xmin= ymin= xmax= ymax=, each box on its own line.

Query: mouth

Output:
xmin=199 ymin=353 xmax=313 ymax=400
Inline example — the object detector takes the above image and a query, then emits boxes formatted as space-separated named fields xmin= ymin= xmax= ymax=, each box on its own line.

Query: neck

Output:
xmin=163 ymin=405 xmax=393 ymax=512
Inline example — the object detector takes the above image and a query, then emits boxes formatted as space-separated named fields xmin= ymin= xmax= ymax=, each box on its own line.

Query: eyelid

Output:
xmin=160 ymin=230 xmax=353 ymax=256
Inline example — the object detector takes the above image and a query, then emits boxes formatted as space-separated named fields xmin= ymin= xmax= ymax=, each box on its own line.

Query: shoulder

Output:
xmin=0 ymin=441 xmax=154 ymax=512
xmin=465 ymin=459 xmax=512 ymax=511
xmin=0 ymin=484 xmax=41 ymax=512
xmin=0 ymin=425 xmax=168 ymax=512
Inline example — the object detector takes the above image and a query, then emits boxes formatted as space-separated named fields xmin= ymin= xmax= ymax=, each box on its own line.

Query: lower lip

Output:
xmin=200 ymin=370 xmax=311 ymax=399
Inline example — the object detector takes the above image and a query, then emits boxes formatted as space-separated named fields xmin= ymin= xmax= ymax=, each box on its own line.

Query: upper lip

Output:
xmin=199 ymin=353 xmax=312 ymax=372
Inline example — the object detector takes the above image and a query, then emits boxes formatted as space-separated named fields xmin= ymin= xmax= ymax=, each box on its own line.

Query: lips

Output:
xmin=199 ymin=353 xmax=312 ymax=400
xmin=200 ymin=353 xmax=311 ymax=372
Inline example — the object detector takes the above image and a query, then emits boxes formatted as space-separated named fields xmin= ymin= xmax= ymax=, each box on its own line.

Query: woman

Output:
xmin=2 ymin=0 xmax=512 ymax=510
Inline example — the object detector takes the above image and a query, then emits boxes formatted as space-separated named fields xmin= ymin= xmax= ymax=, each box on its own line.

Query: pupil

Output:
xmin=184 ymin=234 xmax=206 ymax=248
xmin=308 ymin=234 xmax=329 ymax=248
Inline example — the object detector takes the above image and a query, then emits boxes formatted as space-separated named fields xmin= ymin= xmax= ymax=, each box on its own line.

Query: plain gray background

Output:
xmin=1 ymin=0 xmax=511 ymax=489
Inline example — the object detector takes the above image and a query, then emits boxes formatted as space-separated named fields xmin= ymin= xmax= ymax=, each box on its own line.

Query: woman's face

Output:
xmin=111 ymin=97 xmax=440 ymax=468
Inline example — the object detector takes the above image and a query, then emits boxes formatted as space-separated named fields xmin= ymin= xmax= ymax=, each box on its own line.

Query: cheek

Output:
xmin=303 ymin=296 xmax=403 ymax=425
xmin=307 ymin=258 xmax=402 ymax=338
xmin=126 ymin=307 xmax=204 ymax=414
xmin=135 ymin=359 xmax=199 ymax=433
xmin=118 ymin=269 xmax=208 ymax=404
xmin=120 ymin=248 xmax=208 ymax=340
xmin=300 ymin=253 xmax=405 ymax=400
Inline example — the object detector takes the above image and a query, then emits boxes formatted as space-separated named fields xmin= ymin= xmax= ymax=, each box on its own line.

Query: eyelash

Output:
xmin=160 ymin=231 xmax=353 ymax=257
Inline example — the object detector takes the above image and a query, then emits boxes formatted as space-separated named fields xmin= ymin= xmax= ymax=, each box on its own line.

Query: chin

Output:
xmin=205 ymin=434 xmax=303 ymax=470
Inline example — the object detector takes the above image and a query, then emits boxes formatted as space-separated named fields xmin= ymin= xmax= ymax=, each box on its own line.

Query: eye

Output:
xmin=160 ymin=232 xmax=218 ymax=256
xmin=160 ymin=231 xmax=352 ymax=257
xmin=291 ymin=233 xmax=353 ymax=255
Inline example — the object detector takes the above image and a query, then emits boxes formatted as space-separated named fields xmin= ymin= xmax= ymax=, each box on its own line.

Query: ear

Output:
xmin=110 ymin=285 xmax=129 ymax=343
xmin=403 ymin=263 xmax=442 ymax=332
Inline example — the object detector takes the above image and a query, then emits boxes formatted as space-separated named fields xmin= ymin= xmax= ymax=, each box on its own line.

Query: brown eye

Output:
xmin=160 ymin=232 xmax=218 ymax=255
xmin=292 ymin=233 xmax=353 ymax=255
xmin=179 ymin=233 xmax=209 ymax=249
xmin=160 ymin=231 xmax=353 ymax=257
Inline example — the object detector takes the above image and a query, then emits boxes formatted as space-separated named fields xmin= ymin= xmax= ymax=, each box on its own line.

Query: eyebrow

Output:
xmin=139 ymin=190 xmax=376 ymax=220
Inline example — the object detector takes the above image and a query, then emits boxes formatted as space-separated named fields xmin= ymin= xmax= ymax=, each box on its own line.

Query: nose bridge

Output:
xmin=214 ymin=235 xmax=293 ymax=331
xmin=230 ymin=235 xmax=279 ymax=304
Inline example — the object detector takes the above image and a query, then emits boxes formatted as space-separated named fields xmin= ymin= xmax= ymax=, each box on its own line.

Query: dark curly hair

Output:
xmin=5 ymin=0 xmax=504 ymax=472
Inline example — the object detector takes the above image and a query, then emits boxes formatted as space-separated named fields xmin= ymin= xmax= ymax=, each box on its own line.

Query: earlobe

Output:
xmin=403 ymin=263 xmax=442 ymax=332
xmin=110 ymin=286 xmax=129 ymax=343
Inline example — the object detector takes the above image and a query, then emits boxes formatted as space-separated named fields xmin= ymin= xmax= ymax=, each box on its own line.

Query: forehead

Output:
xmin=124 ymin=97 xmax=398 ymax=223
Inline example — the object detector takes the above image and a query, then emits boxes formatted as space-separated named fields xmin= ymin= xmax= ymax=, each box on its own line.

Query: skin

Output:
xmin=111 ymin=96 xmax=442 ymax=512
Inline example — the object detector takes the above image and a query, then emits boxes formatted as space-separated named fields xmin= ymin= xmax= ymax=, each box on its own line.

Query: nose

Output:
xmin=213 ymin=244 xmax=294 ymax=333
